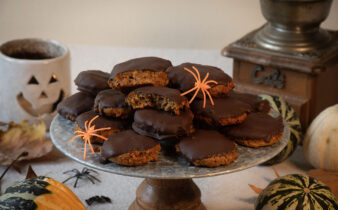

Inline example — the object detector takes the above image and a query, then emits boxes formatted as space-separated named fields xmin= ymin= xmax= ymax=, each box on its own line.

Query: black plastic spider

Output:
xmin=85 ymin=195 xmax=111 ymax=206
xmin=62 ymin=167 xmax=100 ymax=188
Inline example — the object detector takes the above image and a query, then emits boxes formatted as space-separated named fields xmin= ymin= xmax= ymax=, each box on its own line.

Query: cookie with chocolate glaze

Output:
xmin=57 ymin=92 xmax=94 ymax=121
xmin=108 ymin=57 xmax=172 ymax=90
xmin=75 ymin=70 xmax=110 ymax=96
xmin=177 ymin=130 xmax=238 ymax=167
xmin=132 ymin=109 xmax=194 ymax=140
xmin=94 ymin=89 xmax=131 ymax=119
xmin=166 ymin=63 xmax=234 ymax=98
xmin=75 ymin=110 xmax=124 ymax=144
xmin=101 ymin=130 xmax=161 ymax=166
xmin=228 ymin=91 xmax=270 ymax=113
xmin=223 ymin=112 xmax=284 ymax=148
xmin=126 ymin=86 xmax=189 ymax=115
xmin=191 ymin=96 xmax=252 ymax=127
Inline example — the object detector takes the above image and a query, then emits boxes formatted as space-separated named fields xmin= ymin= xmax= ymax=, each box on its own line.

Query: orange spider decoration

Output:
xmin=180 ymin=66 xmax=218 ymax=108
xmin=69 ymin=115 xmax=111 ymax=159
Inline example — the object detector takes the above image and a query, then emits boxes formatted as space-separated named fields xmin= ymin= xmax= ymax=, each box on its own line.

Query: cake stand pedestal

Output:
xmin=50 ymin=113 xmax=288 ymax=210
xmin=130 ymin=178 xmax=205 ymax=210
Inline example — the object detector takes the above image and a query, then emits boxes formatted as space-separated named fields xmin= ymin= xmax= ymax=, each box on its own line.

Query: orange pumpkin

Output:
xmin=0 ymin=176 xmax=85 ymax=210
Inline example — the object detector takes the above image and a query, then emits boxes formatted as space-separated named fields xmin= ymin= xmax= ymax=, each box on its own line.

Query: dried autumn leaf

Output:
xmin=0 ymin=120 xmax=53 ymax=165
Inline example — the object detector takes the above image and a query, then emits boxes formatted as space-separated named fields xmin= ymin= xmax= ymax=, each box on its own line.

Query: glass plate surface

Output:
xmin=50 ymin=111 xmax=289 ymax=179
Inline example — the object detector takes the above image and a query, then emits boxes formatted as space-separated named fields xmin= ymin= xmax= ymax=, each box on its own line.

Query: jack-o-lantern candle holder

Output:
xmin=0 ymin=38 xmax=71 ymax=127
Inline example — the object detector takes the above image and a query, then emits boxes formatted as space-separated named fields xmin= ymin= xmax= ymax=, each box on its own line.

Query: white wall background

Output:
xmin=0 ymin=0 xmax=338 ymax=50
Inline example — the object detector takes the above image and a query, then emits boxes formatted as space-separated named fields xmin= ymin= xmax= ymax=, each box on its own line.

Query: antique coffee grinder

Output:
xmin=223 ymin=0 xmax=338 ymax=129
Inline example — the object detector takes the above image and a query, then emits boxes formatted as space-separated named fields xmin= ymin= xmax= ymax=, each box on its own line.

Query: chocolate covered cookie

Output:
xmin=75 ymin=110 xmax=124 ymax=144
xmin=166 ymin=63 xmax=234 ymax=98
xmin=229 ymin=91 xmax=270 ymax=113
xmin=75 ymin=70 xmax=110 ymax=95
xmin=177 ymin=130 xmax=238 ymax=167
xmin=108 ymin=57 xmax=172 ymax=90
xmin=57 ymin=92 xmax=95 ymax=121
xmin=126 ymin=86 xmax=189 ymax=115
xmin=132 ymin=109 xmax=195 ymax=140
xmin=224 ymin=112 xmax=284 ymax=148
xmin=191 ymin=96 xmax=252 ymax=127
xmin=101 ymin=130 xmax=161 ymax=166
xmin=94 ymin=89 xmax=131 ymax=119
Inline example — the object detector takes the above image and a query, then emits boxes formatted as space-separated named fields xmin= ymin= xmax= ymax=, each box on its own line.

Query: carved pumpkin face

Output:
xmin=0 ymin=38 xmax=71 ymax=126
xmin=17 ymin=73 xmax=65 ymax=117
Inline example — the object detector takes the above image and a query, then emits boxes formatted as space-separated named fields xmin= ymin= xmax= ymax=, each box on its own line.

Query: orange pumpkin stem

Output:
xmin=273 ymin=167 xmax=280 ymax=178
xmin=248 ymin=168 xmax=282 ymax=196
xmin=68 ymin=115 xmax=111 ymax=160
xmin=249 ymin=184 xmax=263 ymax=194
xmin=180 ymin=66 xmax=218 ymax=108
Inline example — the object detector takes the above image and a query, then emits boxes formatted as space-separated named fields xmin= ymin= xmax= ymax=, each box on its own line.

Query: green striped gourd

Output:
xmin=255 ymin=174 xmax=338 ymax=210
xmin=258 ymin=94 xmax=302 ymax=165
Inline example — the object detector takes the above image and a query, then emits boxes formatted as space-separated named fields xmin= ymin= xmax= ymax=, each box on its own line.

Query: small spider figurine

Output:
xmin=86 ymin=195 xmax=112 ymax=206
xmin=68 ymin=115 xmax=111 ymax=159
xmin=62 ymin=167 xmax=100 ymax=188
xmin=180 ymin=66 xmax=218 ymax=108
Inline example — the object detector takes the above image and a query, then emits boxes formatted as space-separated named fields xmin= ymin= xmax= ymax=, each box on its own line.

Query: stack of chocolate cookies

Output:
xmin=57 ymin=56 xmax=284 ymax=167
xmin=57 ymin=70 xmax=128 ymax=144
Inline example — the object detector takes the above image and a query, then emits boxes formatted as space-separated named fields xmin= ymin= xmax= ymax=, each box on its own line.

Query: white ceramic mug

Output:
xmin=0 ymin=38 xmax=71 ymax=127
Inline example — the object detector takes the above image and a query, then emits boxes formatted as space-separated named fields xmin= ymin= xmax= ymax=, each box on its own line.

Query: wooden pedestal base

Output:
xmin=129 ymin=178 xmax=206 ymax=210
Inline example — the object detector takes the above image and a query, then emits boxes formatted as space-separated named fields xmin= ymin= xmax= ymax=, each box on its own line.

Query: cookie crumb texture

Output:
xmin=126 ymin=89 xmax=189 ymax=115
xmin=109 ymin=71 xmax=169 ymax=89
xmin=193 ymin=147 xmax=238 ymax=167
xmin=95 ymin=105 xmax=131 ymax=119
xmin=108 ymin=144 xmax=161 ymax=166
xmin=224 ymin=112 xmax=284 ymax=147
xmin=207 ymin=82 xmax=234 ymax=98
xmin=195 ymin=112 xmax=248 ymax=127
xmin=234 ymin=132 xmax=283 ymax=148
xmin=101 ymin=130 xmax=161 ymax=166
xmin=191 ymin=97 xmax=252 ymax=127
xmin=94 ymin=89 xmax=131 ymax=118
xmin=178 ymin=130 xmax=238 ymax=167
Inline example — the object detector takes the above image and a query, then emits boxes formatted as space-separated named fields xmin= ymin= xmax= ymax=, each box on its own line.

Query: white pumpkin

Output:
xmin=303 ymin=104 xmax=338 ymax=172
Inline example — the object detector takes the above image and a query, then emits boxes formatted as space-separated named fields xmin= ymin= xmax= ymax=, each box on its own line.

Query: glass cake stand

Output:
xmin=50 ymin=111 xmax=289 ymax=210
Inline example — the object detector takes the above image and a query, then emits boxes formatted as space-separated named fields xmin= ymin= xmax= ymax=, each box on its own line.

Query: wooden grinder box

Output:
xmin=222 ymin=29 xmax=338 ymax=130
